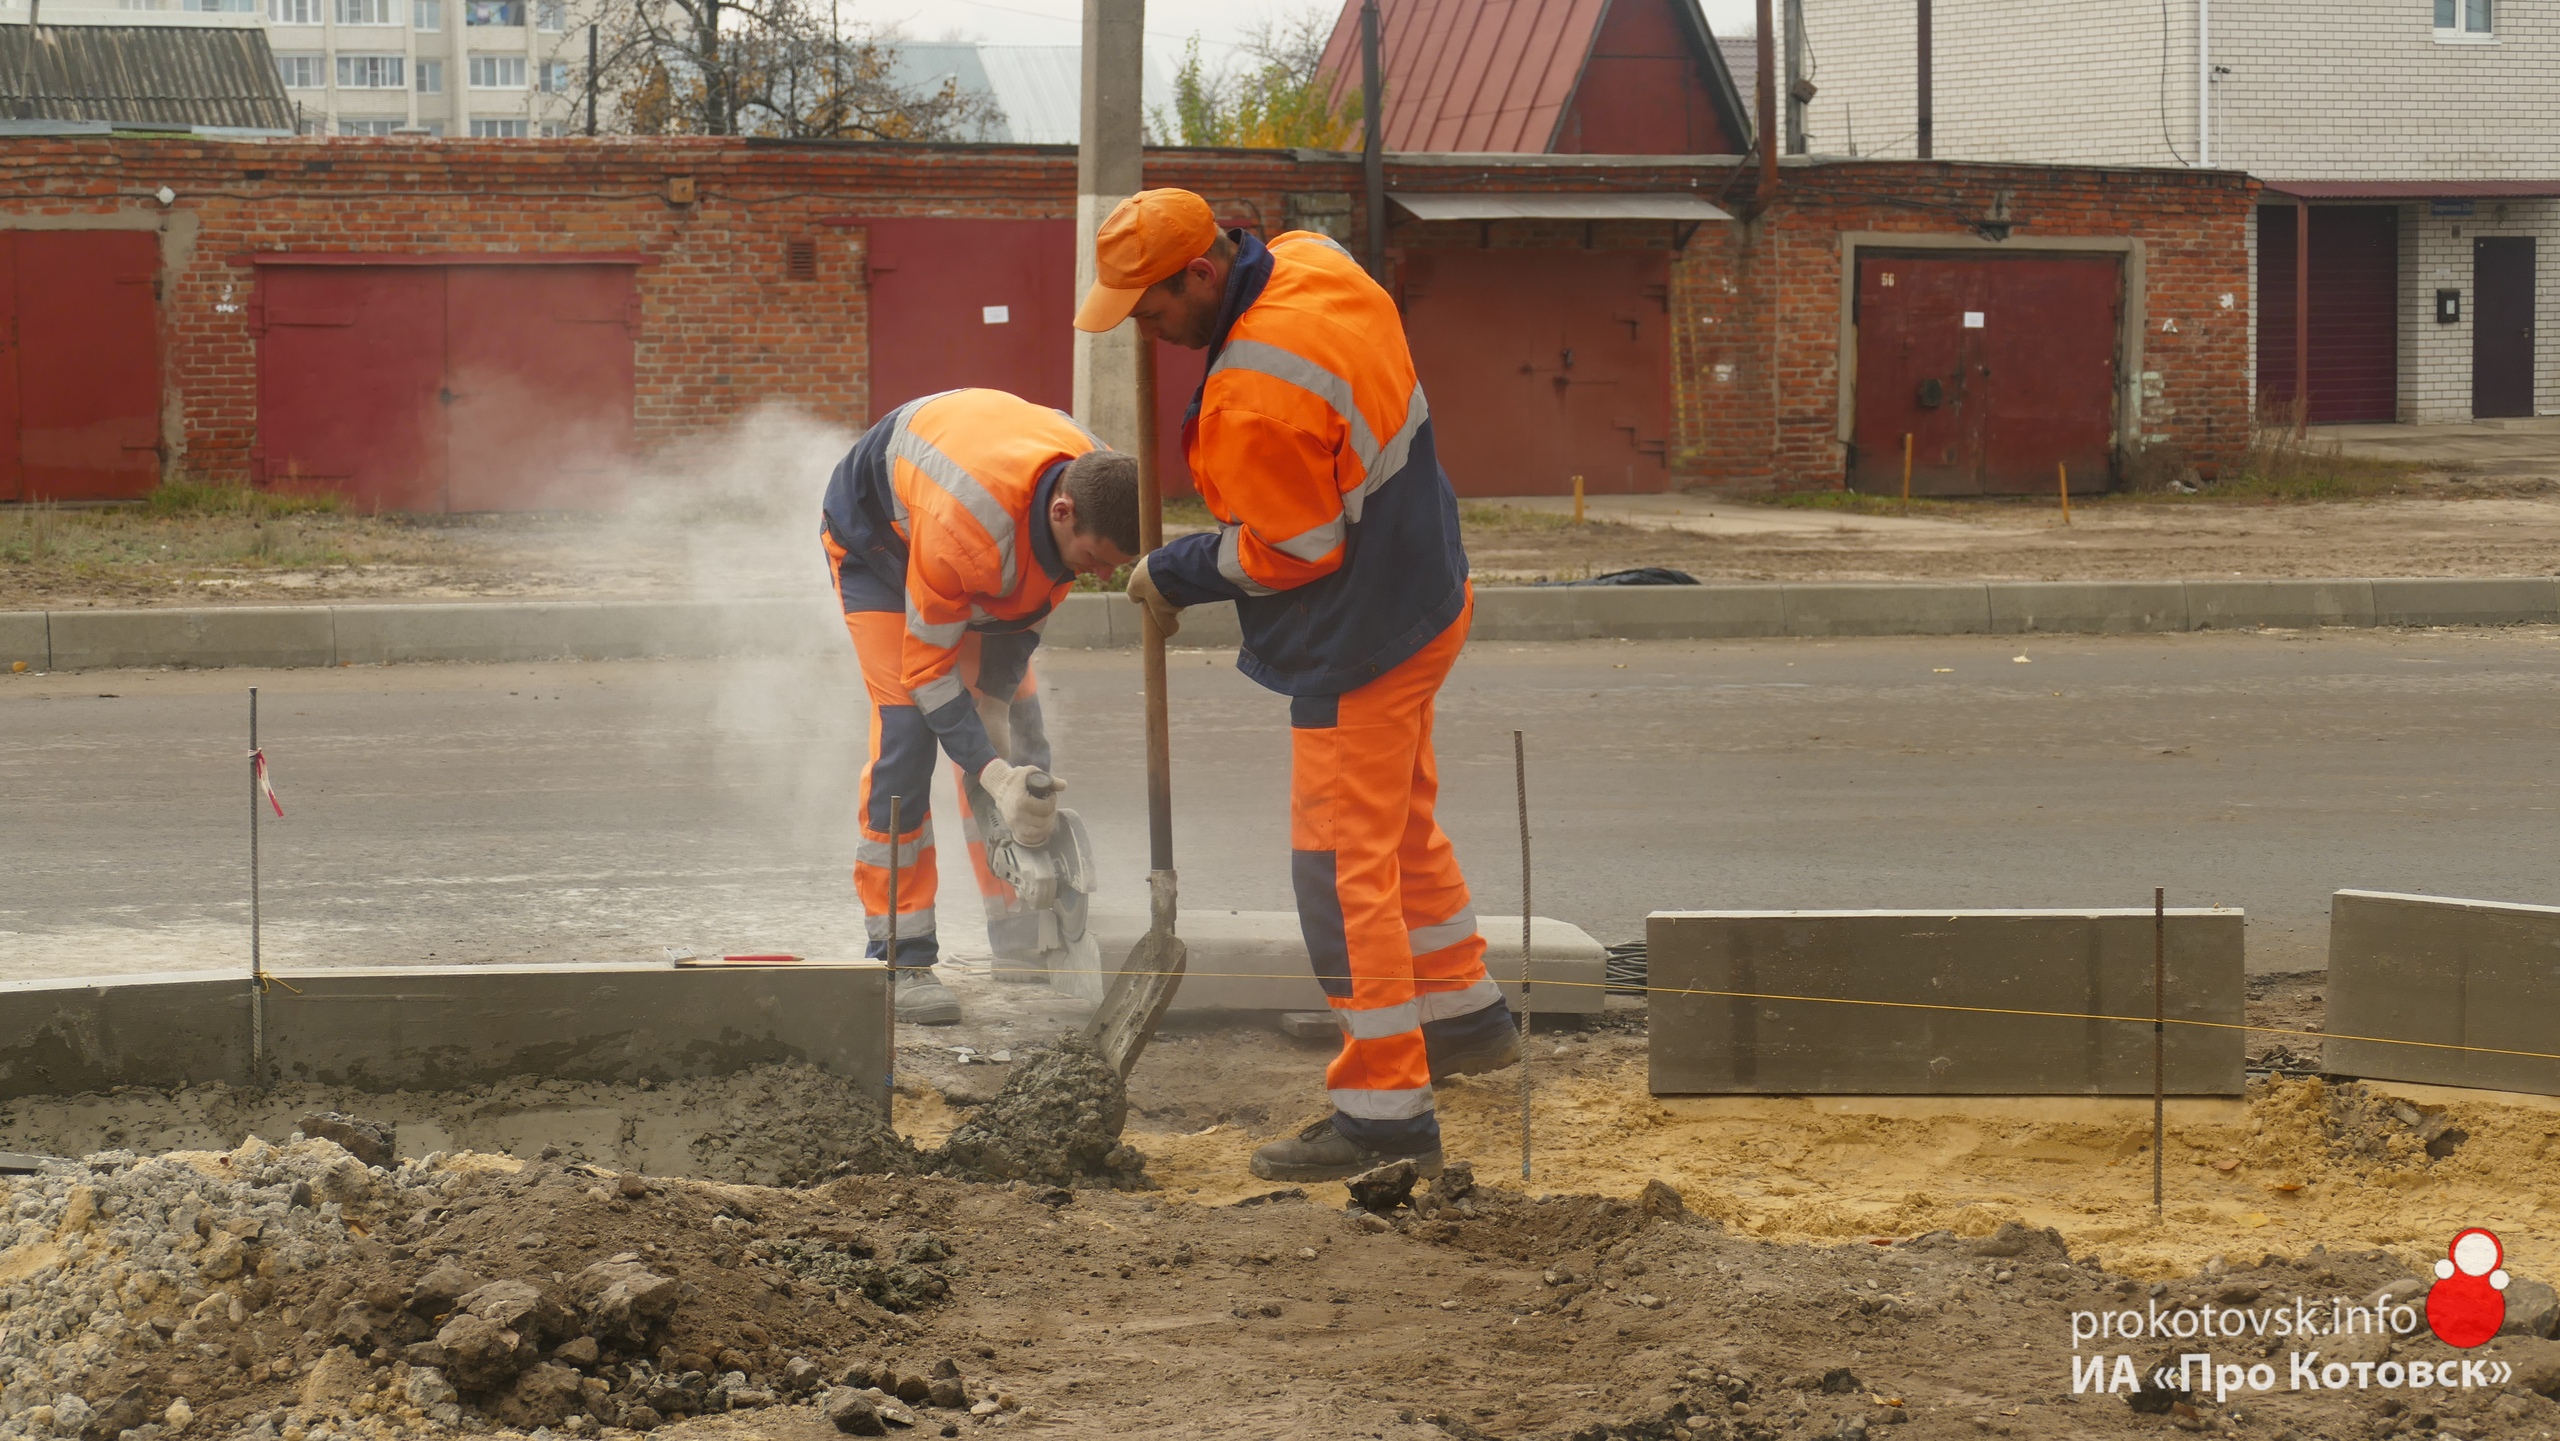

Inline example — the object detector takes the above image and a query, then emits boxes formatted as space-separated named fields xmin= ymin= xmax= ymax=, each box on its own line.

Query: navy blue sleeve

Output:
xmin=1148 ymin=530 xmax=1246 ymax=606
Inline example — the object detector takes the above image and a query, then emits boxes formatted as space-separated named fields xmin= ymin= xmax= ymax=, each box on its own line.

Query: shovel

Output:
xmin=1086 ymin=340 xmax=1186 ymax=1079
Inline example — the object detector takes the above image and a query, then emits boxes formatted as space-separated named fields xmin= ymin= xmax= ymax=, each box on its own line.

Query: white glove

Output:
xmin=1127 ymin=552 xmax=1182 ymax=639
xmin=980 ymin=758 xmax=1062 ymax=846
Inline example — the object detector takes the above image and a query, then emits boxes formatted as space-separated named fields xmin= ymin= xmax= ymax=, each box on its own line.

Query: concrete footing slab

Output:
xmin=2327 ymin=889 xmax=2560 ymax=1094
xmin=0 ymin=962 xmax=892 ymax=1108
xmin=1646 ymin=908 xmax=2246 ymax=1096
xmin=1066 ymin=910 xmax=1605 ymax=1017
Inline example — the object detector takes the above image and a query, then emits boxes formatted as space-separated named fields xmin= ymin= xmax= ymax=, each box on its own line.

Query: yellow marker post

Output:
xmin=1571 ymin=474 xmax=1585 ymax=525
xmin=2059 ymin=462 xmax=2072 ymax=525
xmin=1900 ymin=434 xmax=1913 ymax=513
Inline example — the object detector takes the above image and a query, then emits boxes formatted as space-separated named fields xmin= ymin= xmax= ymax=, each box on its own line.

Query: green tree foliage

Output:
xmin=1155 ymin=7 xmax=1362 ymax=149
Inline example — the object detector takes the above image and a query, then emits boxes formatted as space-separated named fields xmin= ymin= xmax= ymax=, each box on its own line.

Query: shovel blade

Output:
xmin=1086 ymin=929 xmax=1187 ymax=1080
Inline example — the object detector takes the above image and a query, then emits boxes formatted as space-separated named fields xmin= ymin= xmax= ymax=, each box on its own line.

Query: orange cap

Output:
xmin=1074 ymin=188 xmax=1218 ymax=332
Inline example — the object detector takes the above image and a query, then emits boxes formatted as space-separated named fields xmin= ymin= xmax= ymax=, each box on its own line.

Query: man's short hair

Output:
xmin=1061 ymin=450 xmax=1141 ymax=556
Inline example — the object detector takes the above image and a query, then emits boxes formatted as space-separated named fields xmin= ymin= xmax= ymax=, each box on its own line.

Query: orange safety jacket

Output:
xmin=821 ymin=387 xmax=1098 ymax=775
xmin=1147 ymin=228 xmax=1470 ymax=696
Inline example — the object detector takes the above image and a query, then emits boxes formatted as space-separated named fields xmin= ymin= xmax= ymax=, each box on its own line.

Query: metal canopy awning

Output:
xmin=1388 ymin=191 xmax=1734 ymax=223
xmin=2261 ymin=179 xmax=2560 ymax=200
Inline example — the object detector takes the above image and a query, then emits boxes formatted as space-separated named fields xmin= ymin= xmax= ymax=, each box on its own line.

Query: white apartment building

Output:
xmin=114 ymin=0 xmax=588 ymax=136
xmin=1791 ymin=0 xmax=2560 ymax=423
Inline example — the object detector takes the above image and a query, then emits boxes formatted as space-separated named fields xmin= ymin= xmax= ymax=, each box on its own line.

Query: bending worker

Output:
xmin=1075 ymin=189 xmax=1517 ymax=1181
xmin=821 ymin=387 xmax=1140 ymax=1025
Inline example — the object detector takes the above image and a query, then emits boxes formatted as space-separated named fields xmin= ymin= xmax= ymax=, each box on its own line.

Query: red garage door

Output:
xmin=2257 ymin=205 xmax=2398 ymax=424
xmin=255 ymin=261 xmax=637 ymax=512
xmin=1399 ymin=248 xmax=1673 ymax=495
xmin=861 ymin=217 xmax=1203 ymax=496
xmin=0 ymin=231 xmax=162 ymax=502
xmin=1850 ymin=251 xmax=2122 ymax=496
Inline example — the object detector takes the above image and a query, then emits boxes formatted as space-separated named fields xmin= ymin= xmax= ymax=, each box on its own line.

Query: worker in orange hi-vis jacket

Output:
xmin=1076 ymin=189 xmax=1519 ymax=1182
xmin=820 ymin=388 xmax=1140 ymax=1026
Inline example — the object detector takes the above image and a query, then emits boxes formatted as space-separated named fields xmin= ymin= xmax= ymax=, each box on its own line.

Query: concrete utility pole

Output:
xmin=1074 ymin=0 xmax=1147 ymax=452
xmin=1915 ymin=0 xmax=1932 ymax=160
xmin=1783 ymin=0 xmax=1806 ymax=155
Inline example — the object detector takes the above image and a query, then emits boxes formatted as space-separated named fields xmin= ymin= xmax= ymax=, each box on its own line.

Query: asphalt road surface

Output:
xmin=9 ymin=626 xmax=2560 ymax=980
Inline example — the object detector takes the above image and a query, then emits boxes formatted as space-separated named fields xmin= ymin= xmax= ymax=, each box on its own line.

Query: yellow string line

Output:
xmin=1050 ymin=964 xmax=2560 ymax=1066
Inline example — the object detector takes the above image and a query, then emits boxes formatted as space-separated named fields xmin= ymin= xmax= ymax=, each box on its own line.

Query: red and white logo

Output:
xmin=2426 ymin=1228 xmax=2508 ymax=1349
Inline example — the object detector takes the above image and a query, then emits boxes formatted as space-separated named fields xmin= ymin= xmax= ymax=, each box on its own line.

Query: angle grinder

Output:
xmin=965 ymin=770 xmax=1103 ymax=992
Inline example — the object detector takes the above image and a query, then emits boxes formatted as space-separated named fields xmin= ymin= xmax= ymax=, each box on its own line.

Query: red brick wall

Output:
xmin=0 ymin=137 xmax=2252 ymax=496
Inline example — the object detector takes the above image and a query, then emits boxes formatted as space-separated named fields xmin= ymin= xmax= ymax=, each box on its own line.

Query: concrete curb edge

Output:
xmin=6 ymin=578 xmax=2558 ymax=672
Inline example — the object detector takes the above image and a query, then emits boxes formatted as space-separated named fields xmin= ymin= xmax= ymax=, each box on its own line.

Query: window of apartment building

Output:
xmin=2435 ymin=0 xmax=2492 ymax=34
xmin=469 ymin=54 xmax=527 ymax=87
xmin=336 ymin=0 xmax=397 ymax=22
xmin=339 ymin=118 xmax=404 ymax=135
xmin=416 ymin=58 xmax=444 ymax=92
xmin=118 ymin=0 xmax=161 ymax=10
xmin=534 ymin=0 xmax=563 ymax=29
xmin=414 ymin=0 xmax=441 ymax=27
xmin=470 ymin=118 xmax=530 ymax=137
xmin=183 ymin=0 xmax=257 ymax=12
xmin=417 ymin=119 xmax=447 ymax=135
xmin=465 ymin=0 xmax=523 ymax=24
xmin=540 ymin=120 xmax=570 ymax=136
xmin=536 ymin=59 xmax=569 ymax=92
xmin=268 ymin=0 xmax=317 ymax=19
xmin=274 ymin=52 xmax=324 ymax=87
xmin=337 ymin=53 xmax=407 ymax=86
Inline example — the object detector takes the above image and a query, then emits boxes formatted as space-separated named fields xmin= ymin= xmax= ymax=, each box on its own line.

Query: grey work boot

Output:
xmin=1427 ymin=1022 xmax=1521 ymax=1083
xmin=1248 ymin=1117 xmax=1442 ymax=1184
xmin=893 ymin=966 xmax=963 ymax=1026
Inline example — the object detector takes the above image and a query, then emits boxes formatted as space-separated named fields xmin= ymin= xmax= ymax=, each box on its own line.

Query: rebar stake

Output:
xmin=1514 ymin=729 xmax=1533 ymax=1184
xmin=2153 ymin=884 xmax=2167 ymax=1224
xmin=887 ymin=794 xmax=902 ymax=1098
xmin=249 ymin=686 xmax=265 ymax=1091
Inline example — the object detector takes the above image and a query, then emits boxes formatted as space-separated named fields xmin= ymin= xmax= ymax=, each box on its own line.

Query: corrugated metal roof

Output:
xmin=884 ymin=42 xmax=1175 ymax=146
xmin=0 ymin=21 xmax=294 ymax=131
xmin=1391 ymin=190 xmax=1730 ymax=220
xmin=1315 ymin=0 xmax=1745 ymax=154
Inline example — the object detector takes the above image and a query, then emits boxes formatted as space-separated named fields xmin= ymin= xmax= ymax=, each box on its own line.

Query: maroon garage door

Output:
xmin=1850 ymin=251 xmax=2122 ymax=496
xmin=860 ymin=217 xmax=1203 ymax=496
xmin=2257 ymin=205 xmax=2398 ymax=424
xmin=1398 ymin=247 xmax=1673 ymax=495
xmin=255 ymin=260 xmax=637 ymax=512
xmin=0 ymin=231 xmax=162 ymax=502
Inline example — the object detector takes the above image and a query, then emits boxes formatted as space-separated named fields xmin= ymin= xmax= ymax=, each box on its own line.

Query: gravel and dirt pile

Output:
xmin=12 ymin=1126 xmax=2560 ymax=1441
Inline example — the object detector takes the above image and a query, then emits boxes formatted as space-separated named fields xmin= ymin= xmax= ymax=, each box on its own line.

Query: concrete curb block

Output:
xmin=0 ymin=962 xmax=893 ymax=1105
xmin=2327 ymin=889 xmax=2560 ymax=1096
xmin=1647 ymin=908 xmax=2247 ymax=1096
xmin=7 ymin=576 xmax=2559 ymax=670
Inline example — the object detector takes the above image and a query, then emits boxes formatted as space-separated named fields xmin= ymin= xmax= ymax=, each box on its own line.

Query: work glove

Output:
xmin=975 ymin=690 xmax=1014 ymax=762
xmin=1126 ymin=552 xmax=1182 ymax=639
xmin=979 ymin=757 xmax=1062 ymax=847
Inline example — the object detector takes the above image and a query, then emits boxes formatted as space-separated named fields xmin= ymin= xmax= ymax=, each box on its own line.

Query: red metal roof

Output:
xmin=1318 ymin=0 xmax=1749 ymax=155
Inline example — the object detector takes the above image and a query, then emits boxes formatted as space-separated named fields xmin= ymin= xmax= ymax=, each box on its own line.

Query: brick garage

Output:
xmin=0 ymin=136 xmax=2254 ymax=500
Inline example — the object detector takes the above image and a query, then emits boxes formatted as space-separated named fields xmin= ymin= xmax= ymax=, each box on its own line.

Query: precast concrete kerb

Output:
xmin=6 ymin=577 xmax=2560 ymax=671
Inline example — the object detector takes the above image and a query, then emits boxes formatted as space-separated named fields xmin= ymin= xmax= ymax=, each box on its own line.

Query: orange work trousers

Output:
xmin=837 ymin=596 xmax=1041 ymax=969
xmin=1289 ymin=583 xmax=1508 ymax=1153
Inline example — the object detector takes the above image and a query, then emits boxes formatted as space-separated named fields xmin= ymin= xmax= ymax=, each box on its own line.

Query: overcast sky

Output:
xmin=858 ymin=0 xmax=1759 ymax=62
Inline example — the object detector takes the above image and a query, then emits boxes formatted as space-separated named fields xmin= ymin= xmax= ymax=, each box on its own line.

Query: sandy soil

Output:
xmin=12 ymin=482 xmax=2560 ymax=613
xmin=12 ymin=1050 xmax=2560 ymax=1441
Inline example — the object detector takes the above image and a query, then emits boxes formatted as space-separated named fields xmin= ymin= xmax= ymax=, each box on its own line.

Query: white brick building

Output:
xmin=1792 ymin=0 xmax=2560 ymax=422
xmin=104 ymin=0 xmax=589 ymax=136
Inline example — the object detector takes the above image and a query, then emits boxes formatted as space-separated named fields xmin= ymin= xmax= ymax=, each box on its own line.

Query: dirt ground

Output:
xmin=13 ymin=962 xmax=2560 ymax=1441
xmin=11 ymin=477 xmax=2560 ymax=613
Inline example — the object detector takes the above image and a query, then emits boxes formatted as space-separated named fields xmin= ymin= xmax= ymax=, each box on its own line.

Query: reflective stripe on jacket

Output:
xmin=1148 ymin=229 xmax=1470 ymax=697
xmin=821 ymin=387 xmax=1095 ymax=775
